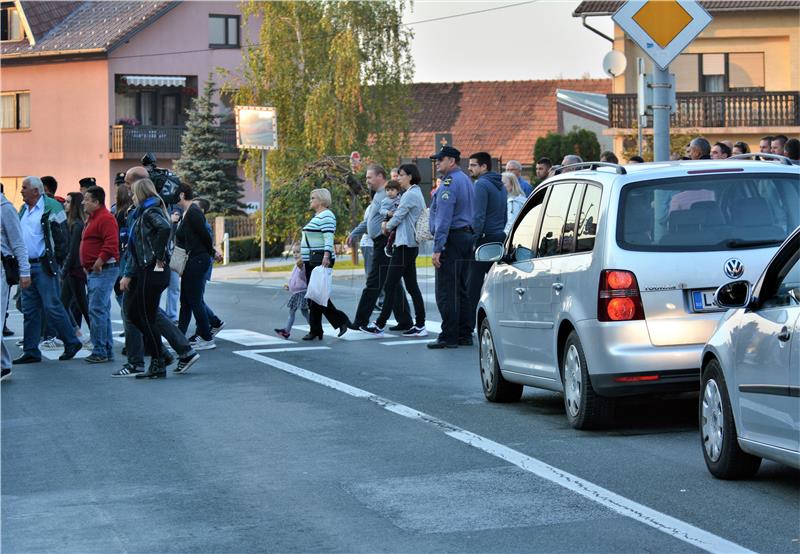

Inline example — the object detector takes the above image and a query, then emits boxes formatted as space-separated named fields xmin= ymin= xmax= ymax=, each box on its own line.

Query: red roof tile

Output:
xmin=406 ymin=79 xmax=611 ymax=165
xmin=573 ymin=1 xmax=800 ymax=16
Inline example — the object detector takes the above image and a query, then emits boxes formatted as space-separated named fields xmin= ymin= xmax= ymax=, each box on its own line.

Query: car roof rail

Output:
xmin=728 ymin=153 xmax=794 ymax=166
xmin=554 ymin=161 xmax=627 ymax=175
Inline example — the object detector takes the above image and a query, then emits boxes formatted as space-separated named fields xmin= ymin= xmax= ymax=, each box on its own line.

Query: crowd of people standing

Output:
xmin=0 ymin=166 xmax=223 ymax=381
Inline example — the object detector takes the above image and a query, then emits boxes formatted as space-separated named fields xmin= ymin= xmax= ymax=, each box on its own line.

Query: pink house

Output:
xmin=1 ymin=0 xmax=259 ymax=208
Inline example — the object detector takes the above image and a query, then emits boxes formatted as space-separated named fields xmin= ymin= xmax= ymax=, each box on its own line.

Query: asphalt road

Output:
xmin=2 ymin=275 xmax=798 ymax=553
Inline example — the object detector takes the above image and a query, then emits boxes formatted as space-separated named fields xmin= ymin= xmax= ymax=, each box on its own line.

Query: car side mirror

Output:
xmin=475 ymin=242 xmax=504 ymax=263
xmin=714 ymin=280 xmax=752 ymax=309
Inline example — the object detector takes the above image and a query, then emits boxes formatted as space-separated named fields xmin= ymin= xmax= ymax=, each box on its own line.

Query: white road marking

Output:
xmin=234 ymin=350 xmax=754 ymax=554
xmin=234 ymin=347 xmax=330 ymax=354
xmin=379 ymin=339 xmax=435 ymax=346
xmin=215 ymin=329 xmax=286 ymax=346
xmin=41 ymin=349 xmax=91 ymax=360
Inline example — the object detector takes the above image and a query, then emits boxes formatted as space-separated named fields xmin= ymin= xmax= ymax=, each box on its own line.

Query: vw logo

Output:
xmin=724 ymin=258 xmax=744 ymax=279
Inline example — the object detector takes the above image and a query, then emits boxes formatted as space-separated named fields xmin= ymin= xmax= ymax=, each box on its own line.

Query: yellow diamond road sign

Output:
xmin=613 ymin=0 xmax=712 ymax=70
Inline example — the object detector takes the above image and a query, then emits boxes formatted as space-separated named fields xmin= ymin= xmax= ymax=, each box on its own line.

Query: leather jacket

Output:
xmin=124 ymin=204 xmax=171 ymax=277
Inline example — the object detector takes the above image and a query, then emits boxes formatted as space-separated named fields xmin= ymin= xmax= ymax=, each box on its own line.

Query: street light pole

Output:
xmin=260 ymin=149 xmax=268 ymax=273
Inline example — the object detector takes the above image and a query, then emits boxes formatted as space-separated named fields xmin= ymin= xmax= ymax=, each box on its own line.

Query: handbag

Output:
xmin=305 ymin=266 xmax=332 ymax=305
xmin=303 ymin=234 xmax=326 ymax=265
xmin=169 ymin=245 xmax=188 ymax=276
xmin=1 ymin=254 xmax=20 ymax=286
xmin=414 ymin=207 xmax=433 ymax=243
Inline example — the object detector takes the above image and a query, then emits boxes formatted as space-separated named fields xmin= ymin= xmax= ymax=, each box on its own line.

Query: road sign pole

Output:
xmin=652 ymin=65 xmax=671 ymax=162
xmin=260 ymin=150 xmax=268 ymax=273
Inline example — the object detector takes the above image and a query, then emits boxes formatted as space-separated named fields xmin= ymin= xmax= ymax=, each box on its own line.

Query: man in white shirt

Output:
xmin=14 ymin=177 xmax=81 ymax=364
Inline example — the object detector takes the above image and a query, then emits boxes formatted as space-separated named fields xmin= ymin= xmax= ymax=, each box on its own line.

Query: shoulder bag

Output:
xmin=168 ymin=212 xmax=189 ymax=276
xmin=1 ymin=255 xmax=20 ymax=286
xmin=414 ymin=207 xmax=433 ymax=243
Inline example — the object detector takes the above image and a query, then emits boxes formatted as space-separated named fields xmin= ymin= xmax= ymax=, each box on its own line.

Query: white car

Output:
xmin=700 ymin=225 xmax=800 ymax=479
xmin=475 ymin=155 xmax=800 ymax=429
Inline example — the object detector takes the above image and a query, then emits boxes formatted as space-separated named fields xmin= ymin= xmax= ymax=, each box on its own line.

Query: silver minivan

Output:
xmin=475 ymin=157 xmax=800 ymax=429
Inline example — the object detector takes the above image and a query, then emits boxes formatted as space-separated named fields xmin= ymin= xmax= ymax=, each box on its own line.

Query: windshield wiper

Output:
xmin=724 ymin=238 xmax=784 ymax=249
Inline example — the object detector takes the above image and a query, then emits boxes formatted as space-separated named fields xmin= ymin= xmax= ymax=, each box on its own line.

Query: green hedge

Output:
xmin=226 ymin=236 xmax=285 ymax=262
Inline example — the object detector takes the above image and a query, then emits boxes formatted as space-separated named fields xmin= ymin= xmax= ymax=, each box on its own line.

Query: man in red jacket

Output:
xmin=80 ymin=186 xmax=119 ymax=363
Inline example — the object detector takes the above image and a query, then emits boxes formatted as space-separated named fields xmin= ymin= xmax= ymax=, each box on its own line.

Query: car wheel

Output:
xmin=700 ymin=359 xmax=761 ymax=479
xmin=561 ymin=331 xmax=613 ymax=430
xmin=479 ymin=319 xmax=523 ymax=403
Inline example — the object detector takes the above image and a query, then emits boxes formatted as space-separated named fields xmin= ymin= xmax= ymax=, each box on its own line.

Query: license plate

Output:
xmin=691 ymin=289 xmax=723 ymax=313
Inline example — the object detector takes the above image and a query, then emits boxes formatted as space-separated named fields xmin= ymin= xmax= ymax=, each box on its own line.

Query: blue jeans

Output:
xmin=21 ymin=263 xmax=81 ymax=358
xmin=178 ymin=254 xmax=212 ymax=340
xmin=87 ymin=265 xmax=119 ymax=358
xmin=163 ymin=269 xmax=180 ymax=321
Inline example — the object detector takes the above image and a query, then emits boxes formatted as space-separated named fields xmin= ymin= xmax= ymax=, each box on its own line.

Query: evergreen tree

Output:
xmin=174 ymin=74 xmax=244 ymax=214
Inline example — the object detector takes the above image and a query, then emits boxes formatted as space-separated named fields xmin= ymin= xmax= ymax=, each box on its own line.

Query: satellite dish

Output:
xmin=603 ymin=50 xmax=627 ymax=77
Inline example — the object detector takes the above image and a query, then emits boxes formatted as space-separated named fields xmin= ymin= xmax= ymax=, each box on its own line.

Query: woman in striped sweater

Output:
xmin=300 ymin=189 xmax=350 ymax=340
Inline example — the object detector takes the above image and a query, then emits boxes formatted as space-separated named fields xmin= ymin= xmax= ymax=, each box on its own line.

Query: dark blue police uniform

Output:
xmin=428 ymin=146 xmax=475 ymax=348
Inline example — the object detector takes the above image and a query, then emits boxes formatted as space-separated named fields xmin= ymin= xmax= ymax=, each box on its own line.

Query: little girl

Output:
xmin=274 ymin=253 xmax=310 ymax=339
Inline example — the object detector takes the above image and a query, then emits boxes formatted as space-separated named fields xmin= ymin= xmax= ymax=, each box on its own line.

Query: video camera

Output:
xmin=141 ymin=152 xmax=181 ymax=205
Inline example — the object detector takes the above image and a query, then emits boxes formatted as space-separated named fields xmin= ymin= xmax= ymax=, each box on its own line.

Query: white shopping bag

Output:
xmin=305 ymin=266 xmax=333 ymax=305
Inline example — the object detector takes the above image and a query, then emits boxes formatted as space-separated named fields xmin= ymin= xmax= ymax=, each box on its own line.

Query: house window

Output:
xmin=728 ymin=53 xmax=764 ymax=91
xmin=673 ymin=54 xmax=699 ymax=93
xmin=1 ymin=3 xmax=23 ymax=41
xmin=1 ymin=91 xmax=30 ymax=130
xmin=701 ymin=53 xmax=726 ymax=93
xmin=673 ymin=52 xmax=766 ymax=93
xmin=209 ymin=14 xmax=239 ymax=48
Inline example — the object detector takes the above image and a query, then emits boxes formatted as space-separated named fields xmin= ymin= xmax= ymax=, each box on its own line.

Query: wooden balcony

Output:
xmin=607 ymin=91 xmax=800 ymax=130
xmin=109 ymin=125 xmax=238 ymax=160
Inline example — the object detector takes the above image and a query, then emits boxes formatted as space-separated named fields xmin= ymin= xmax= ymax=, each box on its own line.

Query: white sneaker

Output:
xmin=39 ymin=337 xmax=64 ymax=350
xmin=210 ymin=321 xmax=225 ymax=337
xmin=402 ymin=326 xmax=428 ymax=337
xmin=190 ymin=338 xmax=216 ymax=351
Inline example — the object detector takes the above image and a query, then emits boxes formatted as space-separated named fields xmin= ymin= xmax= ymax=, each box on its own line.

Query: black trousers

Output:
xmin=124 ymin=266 xmax=170 ymax=361
xmin=353 ymin=235 xmax=411 ymax=328
xmin=304 ymin=260 xmax=349 ymax=336
xmin=61 ymin=272 xmax=90 ymax=330
xmin=435 ymin=231 xmax=474 ymax=344
xmin=466 ymin=234 xmax=505 ymax=334
xmin=376 ymin=245 xmax=425 ymax=328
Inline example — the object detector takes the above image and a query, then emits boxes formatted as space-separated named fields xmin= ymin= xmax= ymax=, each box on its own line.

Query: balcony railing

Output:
xmin=110 ymin=125 xmax=238 ymax=157
xmin=607 ymin=91 xmax=800 ymax=129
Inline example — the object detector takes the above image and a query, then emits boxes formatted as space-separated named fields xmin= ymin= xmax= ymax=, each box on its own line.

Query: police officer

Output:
xmin=427 ymin=146 xmax=474 ymax=349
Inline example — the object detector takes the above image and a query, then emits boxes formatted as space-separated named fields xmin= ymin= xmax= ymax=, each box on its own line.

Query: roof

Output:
xmin=407 ymin=79 xmax=612 ymax=165
xmin=556 ymin=88 xmax=608 ymax=120
xmin=1 ymin=1 xmax=178 ymax=59
xmin=573 ymin=1 xmax=800 ymax=16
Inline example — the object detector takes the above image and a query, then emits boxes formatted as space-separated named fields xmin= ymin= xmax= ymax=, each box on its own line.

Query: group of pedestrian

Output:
xmin=0 ymin=165 xmax=224 ymax=381
xmin=681 ymin=134 xmax=800 ymax=163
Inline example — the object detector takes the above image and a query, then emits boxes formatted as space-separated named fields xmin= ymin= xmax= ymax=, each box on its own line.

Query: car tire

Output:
xmin=700 ymin=359 xmax=761 ymax=480
xmin=561 ymin=331 xmax=614 ymax=430
xmin=479 ymin=319 xmax=523 ymax=403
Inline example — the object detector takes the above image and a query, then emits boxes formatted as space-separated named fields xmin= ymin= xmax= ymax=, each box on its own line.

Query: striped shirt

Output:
xmin=301 ymin=209 xmax=336 ymax=261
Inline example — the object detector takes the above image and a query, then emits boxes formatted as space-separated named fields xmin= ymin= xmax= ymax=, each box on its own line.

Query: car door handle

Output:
xmin=777 ymin=326 xmax=791 ymax=342
xmin=515 ymin=287 xmax=525 ymax=296
xmin=552 ymin=283 xmax=564 ymax=291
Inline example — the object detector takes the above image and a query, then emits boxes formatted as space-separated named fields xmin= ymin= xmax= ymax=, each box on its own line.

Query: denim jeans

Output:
xmin=21 ymin=263 xmax=81 ymax=358
xmin=163 ymin=269 xmax=180 ymax=321
xmin=179 ymin=254 xmax=212 ymax=340
xmin=87 ymin=265 xmax=119 ymax=358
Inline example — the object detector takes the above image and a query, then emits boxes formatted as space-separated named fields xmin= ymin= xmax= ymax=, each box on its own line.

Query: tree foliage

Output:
xmin=173 ymin=74 xmax=244 ymax=214
xmin=620 ymin=122 xmax=697 ymax=161
xmin=261 ymin=157 xmax=368 ymax=245
xmin=223 ymin=1 xmax=414 ymax=185
xmin=534 ymin=128 xmax=601 ymax=164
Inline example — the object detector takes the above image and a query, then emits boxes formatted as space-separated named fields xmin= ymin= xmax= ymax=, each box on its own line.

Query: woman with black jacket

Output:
xmin=60 ymin=192 xmax=90 ymax=332
xmin=119 ymin=178 xmax=172 ymax=379
xmin=174 ymin=183 xmax=216 ymax=350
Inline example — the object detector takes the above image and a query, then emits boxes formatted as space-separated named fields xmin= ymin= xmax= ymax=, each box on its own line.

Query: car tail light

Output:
xmin=598 ymin=270 xmax=645 ymax=322
xmin=613 ymin=375 xmax=660 ymax=383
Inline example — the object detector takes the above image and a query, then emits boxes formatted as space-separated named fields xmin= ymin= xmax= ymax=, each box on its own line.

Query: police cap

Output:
xmin=79 ymin=177 xmax=96 ymax=188
xmin=430 ymin=145 xmax=461 ymax=161
xmin=114 ymin=172 xmax=126 ymax=186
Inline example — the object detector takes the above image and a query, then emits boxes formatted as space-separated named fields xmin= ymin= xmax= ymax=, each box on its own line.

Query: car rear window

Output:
xmin=618 ymin=173 xmax=800 ymax=252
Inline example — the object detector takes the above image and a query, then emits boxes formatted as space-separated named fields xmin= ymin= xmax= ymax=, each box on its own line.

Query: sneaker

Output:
xmin=174 ymin=352 xmax=200 ymax=374
xmin=210 ymin=321 xmax=225 ymax=337
xmin=39 ymin=337 xmax=64 ymax=350
xmin=112 ymin=364 xmax=144 ymax=378
xmin=274 ymin=328 xmax=290 ymax=339
xmin=1 ymin=368 xmax=10 ymax=381
xmin=190 ymin=337 xmax=216 ymax=351
xmin=3 ymin=326 xmax=13 ymax=337
xmin=188 ymin=334 xmax=199 ymax=343
xmin=360 ymin=323 xmax=385 ymax=336
xmin=402 ymin=326 xmax=428 ymax=337
xmin=85 ymin=354 xmax=110 ymax=364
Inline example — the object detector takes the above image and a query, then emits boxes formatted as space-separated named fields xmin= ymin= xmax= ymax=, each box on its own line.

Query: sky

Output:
xmin=403 ymin=1 xmax=616 ymax=83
